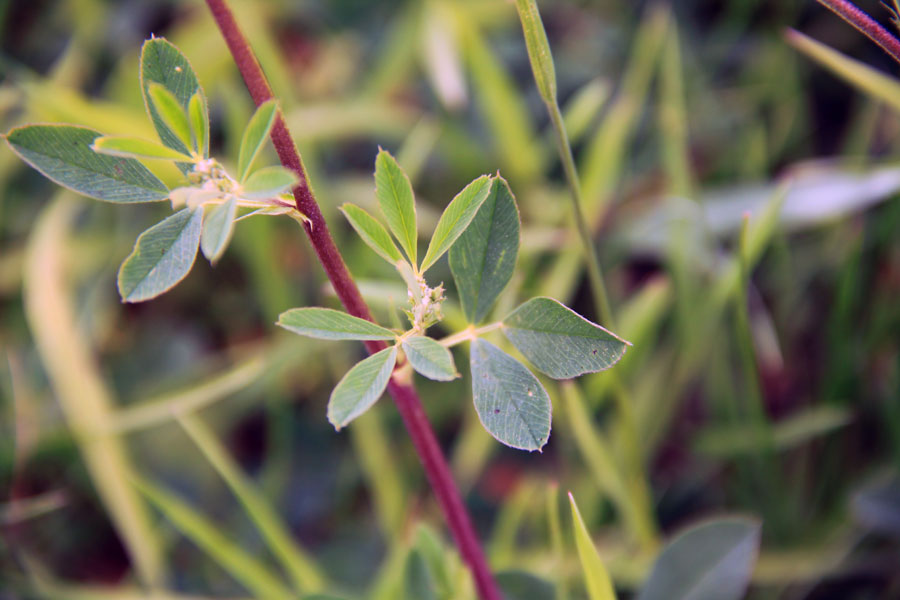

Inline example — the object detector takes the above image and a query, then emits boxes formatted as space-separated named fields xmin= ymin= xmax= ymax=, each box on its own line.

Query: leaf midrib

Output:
xmin=11 ymin=128 xmax=167 ymax=194
xmin=125 ymin=210 xmax=198 ymax=296
xmin=386 ymin=166 xmax=415 ymax=259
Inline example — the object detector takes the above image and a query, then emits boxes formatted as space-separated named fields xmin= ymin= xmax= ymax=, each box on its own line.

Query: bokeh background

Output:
xmin=1 ymin=0 xmax=899 ymax=598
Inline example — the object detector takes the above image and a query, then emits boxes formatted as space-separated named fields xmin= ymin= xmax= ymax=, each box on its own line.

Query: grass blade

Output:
xmin=131 ymin=474 xmax=294 ymax=599
xmin=23 ymin=196 xmax=163 ymax=585
xmin=568 ymin=492 xmax=617 ymax=600
xmin=177 ymin=413 xmax=327 ymax=594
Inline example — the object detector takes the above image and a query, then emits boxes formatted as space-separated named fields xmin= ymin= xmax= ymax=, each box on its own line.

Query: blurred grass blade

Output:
xmin=546 ymin=486 xmax=569 ymax=600
xmin=637 ymin=518 xmax=761 ymax=600
xmin=562 ymin=79 xmax=610 ymax=145
xmin=131 ymin=474 xmax=294 ymax=599
xmin=580 ymin=5 xmax=668 ymax=218
xmin=561 ymin=381 xmax=656 ymax=548
xmin=657 ymin=19 xmax=694 ymax=198
xmin=396 ymin=117 xmax=441 ymax=184
xmin=514 ymin=0 xmax=557 ymax=104
xmin=350 ymin=407 xmax=408 ymax=540
xmin=5 ymin=125 xmax=170 ymax=203
xmin=23 ymin=196 xmax=163 ymax=586
xmin=177 ymin=413 xmax=327 ymax=594
xmin=489 ymin=480 xmax=539 ymax=568
xmin=92 ymin=136 xmax=193 ymax=161
xmin=695 ymin=406 xmax=852 ymax=457
xmin=107 ymin=356 xmax=266 ymax=434
xmin=786 ymin=29 xmax=900 ymax=114
xmin=238 ymin=99 xmax=278 ymax=182
xmin=148 ymin=83 xmax=194 ymax=152
xmin=568 ymin=492 xmax=617 ymax=600
xmin=711 ymin=182 xmax=788 ymax=309
xmin=462 ymin=19 xmax=542 ymax=183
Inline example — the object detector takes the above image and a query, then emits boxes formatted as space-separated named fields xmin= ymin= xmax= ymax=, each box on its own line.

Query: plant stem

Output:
xmin=816 ymin=0 xmax=900 ymax=64
xmin=440 ymin=322 xmax=503 ymax=347
xmin=203 ymin=2 xmax=501 ymax=598
xmin=546 ymin=101 xmax=615 ymax=328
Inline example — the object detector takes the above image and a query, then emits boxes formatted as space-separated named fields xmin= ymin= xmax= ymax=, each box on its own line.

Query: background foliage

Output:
xmin=1 ymin=0 xmax=899 ymax=598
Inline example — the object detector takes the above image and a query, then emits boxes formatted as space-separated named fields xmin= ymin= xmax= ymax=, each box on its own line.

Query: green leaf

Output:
xmin=495 ymin=571 xmax=556 ymax=600
xmin=694 ymin=406 xmax=852 ymax=458
xmin=328 ymin=346 xmax=398 ymax=429
xmin=449 ymin=176 xmax=519 ymax=323
xmin=200 ymin=197 xmax=237 ymax=263
xmin=148 ymin=83 xmax=194 ymax=153
xmin=374 ymin=148 xmax=418 ymax=264
xmin=503 ymin=297 xmax=629 ymax=379
xmin=5 ymin=125 xmax=169 ymax=203
xmin=277 ymin=307 xmax=396 ymax=341
xmin=140 ymin=38 xmax=202 ymax=168
xmin=568 ymin=492 xmax=617 ymax=600
xmin=238 ymin=99 xmax=279 ymax=182
xmin=401 ymin=336 xmax=457 ymax=381
xmin=340 ymin=203 xmax=405 ymax=265
xmin=470 ymin=338 xmax=550 ymax=451
xmin=420 ymin=175 xmax=492 ymax=273
xmin=241 ymin=166 xmax=298 ymax=199
xmin=131 ymin=475 xmax=294 ymax=599
xmin=92 ymin=135 xmax=193 ymax=161
xmin=404 ymin=550 xmax=438 ymax=600
xmin=637 ymin=518 xmax=761 ymax=600
xmin=188 ymin=91 xmax=209 ymax=157
xmin=117 ymin=208 xmax=203 ymax=302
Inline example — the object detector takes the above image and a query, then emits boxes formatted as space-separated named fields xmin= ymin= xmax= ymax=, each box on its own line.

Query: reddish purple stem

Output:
xmin=203 ymin=1 xmax=501 ymax=599
xmin=816 ymin=0 xmax=900 ymax=64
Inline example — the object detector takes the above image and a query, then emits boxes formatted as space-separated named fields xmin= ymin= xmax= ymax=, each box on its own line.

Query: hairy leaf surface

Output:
xmin=340 ymin=203 xmax=405 ymax=265
xmin=238 ymin=100 xmax=278 ymax=182
xmin=503 ymin=297 xmax=629 ymax=379
xmin=200 ymin=197 xmax=237 ymax=263
xmin=374 ymin=149 xmax=418 ymax=264
xmin=118 ymin=208 xmax=202 ymax=302
xmin=421 ymin=175 xmax=492 ymax=272
xmin=278 ymin=308 xmax=396 ymax=341
xmin=470 ymin=338 xmax=550 ymax=451
xmin=402 ymin=336 xmax=457 ymax=381
xmin=449 ymin=176 xmax=519 ymax=323
xmin=6 ymin=125 xmax=169 ymax=203
xmin=140 ymin=38 xmax=202 ymax=170
xmin=328 ymin=346 xmax=398 ymax=428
